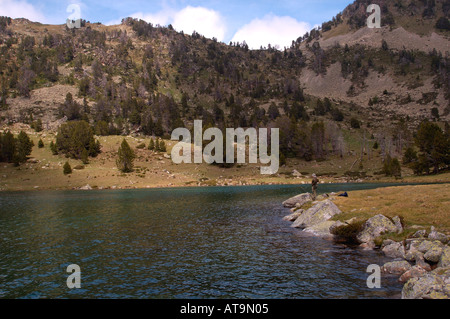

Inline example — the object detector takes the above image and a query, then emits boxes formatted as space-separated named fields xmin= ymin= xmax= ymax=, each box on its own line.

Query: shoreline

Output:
xmin=281 ymin=185 xmax=450 ymax=299
xmin=0 ymin=178 xmax=448 ymax=193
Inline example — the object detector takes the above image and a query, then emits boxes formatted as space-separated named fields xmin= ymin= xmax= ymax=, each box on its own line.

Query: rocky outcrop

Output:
xmin=291 ymin=199 xmax=342 ymax=229
xmin=282 ymin=193 xmax=312 ymax=208
xmin=402 ymin=268 xmax=450 ymax=299
xmin=282 ymin=193 xmax=343 ymax=238
xmin=356 ymin=214 xmax=400 ymax=247
xmin=280 ymin=195 xmax=450 ymax=299
xmin=428 ymin=226 xmax=449 ymax=244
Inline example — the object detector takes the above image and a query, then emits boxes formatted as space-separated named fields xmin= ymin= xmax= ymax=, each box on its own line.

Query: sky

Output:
xmin=0 ymin=0 xmax=353 ymax=49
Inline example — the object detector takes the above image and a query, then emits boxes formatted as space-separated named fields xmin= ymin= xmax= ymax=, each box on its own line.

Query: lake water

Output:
xmin=0 ymin=183 xmax=406 ymax=299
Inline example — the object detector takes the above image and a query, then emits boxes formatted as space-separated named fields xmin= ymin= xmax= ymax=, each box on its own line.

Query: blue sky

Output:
xmin=0 ymin=0 xmax=353 ymax=48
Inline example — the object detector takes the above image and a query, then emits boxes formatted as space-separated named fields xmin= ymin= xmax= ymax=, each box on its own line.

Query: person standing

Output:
xmin=311 ymin=174 xmax=319 ymax=200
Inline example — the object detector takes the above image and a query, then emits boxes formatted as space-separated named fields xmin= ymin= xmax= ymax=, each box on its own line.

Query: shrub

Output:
xmin=148 ymin=138 xmax=155 ymax=151
xmin=330 ymin=220 xmax=366 ymax=244
xmin=350 ymin=117 xmax=361 ymax=129
xmin=63 ymin=161 xmax=72 ymax=175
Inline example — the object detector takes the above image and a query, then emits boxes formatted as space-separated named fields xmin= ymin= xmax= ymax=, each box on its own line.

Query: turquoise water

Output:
xmin=0 ymin=184 xmax=406 ymax=299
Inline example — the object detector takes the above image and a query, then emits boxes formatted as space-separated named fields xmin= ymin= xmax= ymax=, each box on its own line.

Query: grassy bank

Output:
xmin=332 ymin=183 xmax=450 ymax=235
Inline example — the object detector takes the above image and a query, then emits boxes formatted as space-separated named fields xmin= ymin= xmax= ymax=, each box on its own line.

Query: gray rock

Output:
xmin=382 ymin=260 xmax=412 ymax=274
xmin=405 ymin=249 xmax=423 ymax=262
xmin=291 ymin=199 xmax=342 ymax=229
xmin=417 ymin=240 xmax=436 ymax=254
xmin=438 ymin=246 xmax=450 ymax=268
xmin=415 ymin=254 xmax=432 ymax=272
xmin=382 ymin=242 xmax=406 ymax=259
xmin=402 ymin=273 xmax=450 ymax=299
xmin=424 ymin=245 xmax=444 ymax=263
xmin=399 ymin=265 xmax=428 ymax=283
xmin=411 ymin=229 xmax=427 ymax=238
xmin=303 ymin=221 xmax=337 ymax=238
xmin=282 ymin=193 xmax=312 ymax=208
xmin=283 ymin=209 xmax=304 ymax=222
xmin=428 ymin=226 xmax=449 ymax=244
xmin=356 ymin=214 xmax=398 ymax=245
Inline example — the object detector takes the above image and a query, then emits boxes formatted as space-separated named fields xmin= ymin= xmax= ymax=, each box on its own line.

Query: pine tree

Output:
xmin=155 ymin=138 xmax=160 ymax=152
xmin=116 ymin=139 xmax=135 ymax=173
xmin=148 ymin=138 xmax=155 ymax=151
xmin=81 ymin=148 xmax=89 ymax=164
xmin=38 ymin=139 xmax=44 ymax=148
xmin=15 ymin=131 xmax=34 ymax=163
xmin=1 ymin=131 xmax=16 ymax=162
xmin=63 ymin=161 xmax=72 ymax=175
xmin=159 ymin=140 xmax=167 ymax=152
xmin=50 ymin=141 xmax=58 ymax=155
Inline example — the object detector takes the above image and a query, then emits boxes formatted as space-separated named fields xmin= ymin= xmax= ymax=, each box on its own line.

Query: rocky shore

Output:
xmin=282 ymin=192 xmax=450 ymax=299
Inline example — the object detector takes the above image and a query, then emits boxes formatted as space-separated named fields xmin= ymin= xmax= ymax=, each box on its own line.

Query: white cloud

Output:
xmin=112 ymin=6 xmax=227 ymax=42
xmin=0 ymin=0 xmax=47 ymax=23
xmin=129 ymin=10 xmax=173 ymax=27
xmin=231 ymin=14 xmax=311 ymax=50
xmin=172 ymin=6 xmax=226 ymax=42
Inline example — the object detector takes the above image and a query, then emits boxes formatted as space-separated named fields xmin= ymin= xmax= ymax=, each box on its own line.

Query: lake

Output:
xmin=0 ymin=183 xmax=406 ymax=299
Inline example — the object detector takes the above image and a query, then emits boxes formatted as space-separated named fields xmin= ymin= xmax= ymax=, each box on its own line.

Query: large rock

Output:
xmin=291 ymin=199 xmax=342 ymax=229
xmin=438 ymin=246 xmax=450 ymax=268
xmin=282 ymin=193 xmax=312 ymax=208
xmin=303 ymin=221 xmax=339 ymax=238
xmin=399 ymin=265 xmax=428 ymax=283
xmin=382 ymin=242 xmax=406 ymax=259
xmin=402 ymin=272 xmax=450 ymax=299
xmin=382 ymin=260 xmax=412 ymax=274
xmin=356 ymin=214 xmax=398 ymax=245
xmin=424 ymin=245 xmax=444 ymax=263
xmin=428 ymin=226 xmax=449 ymax=244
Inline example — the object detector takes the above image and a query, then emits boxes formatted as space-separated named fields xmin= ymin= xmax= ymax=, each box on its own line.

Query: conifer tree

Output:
xmin=116 ymin=139 xmax=135 ymax=173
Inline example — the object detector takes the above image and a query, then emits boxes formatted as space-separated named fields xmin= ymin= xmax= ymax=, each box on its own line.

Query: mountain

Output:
xmin=0 ymin=0 xmax=449 ymax=166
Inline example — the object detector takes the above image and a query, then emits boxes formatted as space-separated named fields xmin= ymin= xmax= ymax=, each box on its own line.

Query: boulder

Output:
xmin=399 ymin=265 xmax=428 ymax=283
xmin=402 ymin=273 xmax=450 ymax=299
xmin=356 ymin=214 xmax=398 ymax=245
xmin=283 ymin=209 xmax=304 ymax=222
xmin=382 ymin=242 xmax=406 ymax=259
xmin=424 ymin=245 xmax=444 ymax=263
xmin=382 ymin=260 xmax=412 ymax=274
xmin=291 ymin=199 xmax=342 ymax=229
xmin=79 ymin=184 xmax=92 ymax=190
xmin=428 ymin=226 xmax=449 ymax=244
xmin=438 ymin=246 xmax=450 ymax=268
xmin=282 ymin=193 xmax=312 ymax=208
xmin=415 ymin=254 xmax=432 ymax=272
xmin=303 ymin=221 xmax=338 ymax=238
xmin=417 ymin=240 xmax=436 ymax=253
